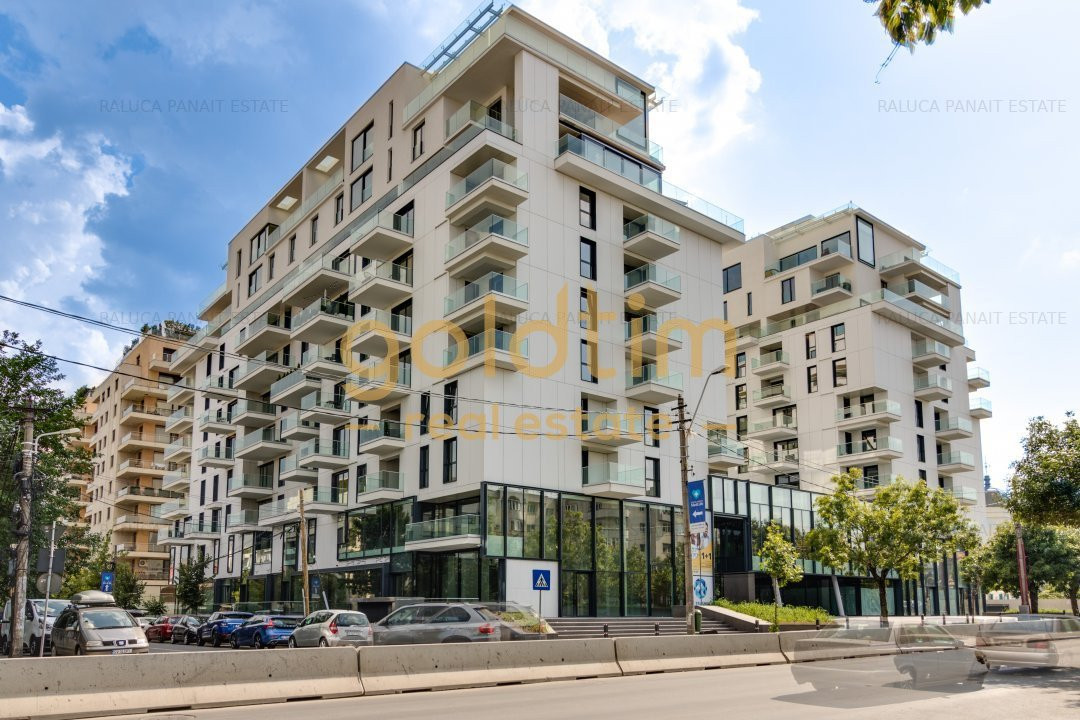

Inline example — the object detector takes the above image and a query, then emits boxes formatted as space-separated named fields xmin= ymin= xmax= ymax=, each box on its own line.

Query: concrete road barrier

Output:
xmin=779 ymin=628 xmax=899 ymax=663
xmin=357 ymin=639 xmax=620 ymax=694
xmin=615 ymin=633 xmax=786 ymax=674
xmin=1 ymin=648 xmax=363 ymax=720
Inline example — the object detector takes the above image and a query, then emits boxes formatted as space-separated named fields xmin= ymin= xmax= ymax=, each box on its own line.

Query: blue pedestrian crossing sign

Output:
xmin=532 ymin=569 xmax=551 ymax=591
xmin=100 ymin=571 xmax=114 ymax=593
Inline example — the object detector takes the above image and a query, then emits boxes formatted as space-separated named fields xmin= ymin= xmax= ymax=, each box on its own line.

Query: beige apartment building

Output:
xmin=85 ymin=328 xmax=188 ymax=600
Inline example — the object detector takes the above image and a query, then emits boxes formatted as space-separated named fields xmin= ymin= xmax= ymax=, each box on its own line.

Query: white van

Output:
xmin=1 ymin=598 xmax=69 ymax=654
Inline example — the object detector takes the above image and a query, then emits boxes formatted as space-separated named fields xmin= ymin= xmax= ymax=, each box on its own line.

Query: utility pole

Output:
xmin=9 ymin=399 xmax=34 ymax=658
xmin=39 ymin=521 xmax=57 ymax=658
xmin=1014 ymin=522 xmax=1031 ymax=614
xmin=676 ymin=394 xmax=695 ymax=636
xmin=298 ymin=491 xmax=310 ymax=618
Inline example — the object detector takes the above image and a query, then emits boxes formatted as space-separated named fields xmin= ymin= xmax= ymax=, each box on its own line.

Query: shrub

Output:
xmin=712 ymin=598 xmax=831 ymax=625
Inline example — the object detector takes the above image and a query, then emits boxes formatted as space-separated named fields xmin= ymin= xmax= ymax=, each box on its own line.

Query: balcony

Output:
xmin=227 ymin=473 xmax=275 ymax=500
xmin=443 ymin=272 xmax=528 ymax=327
xmin=347 ymin=209 xmax=415 ymax=261
xmin=120 ymin=376 xmax=167 ymax=403
xmin=186 ymin=521 xmax=221 ymax=540
xmin=269 ymin=369 xmax=321 ymax=406
xmin=355 ymin=471 xmax=404 ymax=504
xmin=158 ymin=526 xmax=193 ymax=545
xmin=234 ymin=351 xmax=287 ymax=392
xmin=299 ymin=391 xmax=352 ymax=426
xmin=581 ymin=412 xmax=644 ymax=448
xmin=624 ymin=264 xmax=681 ymax=309
xmin=151 ymin=499 xmax=188 ymax=522
xmin=624 ymin=315 xmax=683 ymax=357
xmin=226 ymin=510 xmax=261 ymax=532
xmin=623 ymin=214 xmax=679 ymax=261
xmin=625 ymin=366 xmax=682 ymax=404
xmin=116 ymin=458 xmax=168 ymax=480
xmin=854 ymin=474 xmax=902 ymax=497
xmin=165 ymin=380 xmax=195 ymax=406
xmin=914 ymin=373 xmax=953 ymax=402
xmin=259 ymin=489 xmax=348 ymax=526
xmin=751 ymin=350 xmax=789 ymax=377
xmin=970 ymin=397 xmax=993 ymax=420
xmin=281 ymin=252 xmax=353 ymax=307
xmin=348 ymin=260 xmax=413 ymax=308
xmin=113 ymin=542 xmax=169 ymax=559
xmin=912 ymin=339 xmax=951 ymax=368
xmin=871 ymin=289 xmax=964 ymax=346
xmin=119 ymin=403 xmax=170 ymax=427
xmin=837 ymin=436 xmax=904 ymax=463
xmin=404 ymin=514 xmax=482 ymax=552
xmin=891 ymin=278 xmax=950 ymax=313
xmin=199 ymin=445 xmax=235 ymax=469
xmin=163 ymin=437 xmax=191 ymax=463
xmin=165 ymin=406 xmax=193 ymax=433
xmin=300 ymin=438 xmax=351 ymax=469
xmin=445 ymin=214 xmax=529 ymax=279
xmin=747 ymin=415 xmax=798 ymax=441
xmin=167 ymin=313 xmax=227 ymax=374
xmin=199 ymin=407 xmax=234 ymax=435
xmin=278 ymin=455 xmax=318 ymax=483
xmin=936 ymin=416 xmax=975 ymax=440
xmin=749 ymin=448 xmax=800 ymax=474
xmin=233 ymin=399 xmax=277 ymax=428
xmin=558 ymin=93 xmax=663 ymax=164
xmin=200 ymin=375 xmax=238 ymax=400
xmin=161 ymin=467 xmax=190 ymax=492
xmin=809 ymin=274 xmax=853 ymax=306
xmin=445 ymin=100 xmax=518 ymax=146
xmin=118 ymin=430 xmax=167 ymax=453
xmin=115 ymin=485 xmax=182 ymax=507
xmin=350 ymin=310 xmax=413 ymax=356
xmin=198 ymin=279 xmax=231 ymax=320
xmin=967 ymin=366 xmax=990 ymax=390
xmin=299 ymin=344 xmax=348 ymax=380
xmin=835 ymin=399 xmax=902 ymax=429
xmin=347 ymin=362 xmax=412 ymax=404
xmin=878 ymin=249 xmax=959 ymax=289
xmin=280 ymin=411 xmax=320 ymax=441
xmin=708 ymin=433 xmax=747 ymax=470
xmin=236 ymin=311 xmax=291 ymax=356
xmin=581 ymin=463 xmax=646 ymax=499
xmin=291 ymin=298 xmax=355 ymax=345
xmin=442 ymin=329 xmax=528 ymax=376
xmin=357 ymin=420 xmax=405 ymax=457
xmin=445 ymin=158 xmax=528 ymax=226
xmin=813 ymin=234 xmax=854 ymax=272
xmin=946 ymin=485 xmax=978 ymax=506
xmin=235 ymin=427 xmax=291 ymax=461
xmin=114 ymin=513 xmax=169 ymax=533
xmin=752 ymin=384 xmax=791 ymax=409
xmin=938 ymin=450 xmax=976 ymax=473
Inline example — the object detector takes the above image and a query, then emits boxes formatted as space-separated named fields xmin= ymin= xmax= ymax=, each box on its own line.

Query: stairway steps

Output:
xmin=546 ymin=616 xmax=736 ymax=639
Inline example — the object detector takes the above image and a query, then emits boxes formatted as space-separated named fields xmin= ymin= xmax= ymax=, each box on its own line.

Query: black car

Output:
xmin=196 ymin=611 xmax=254 ymax=647
xmin=170 ymin=615 xmax=205 ymax=644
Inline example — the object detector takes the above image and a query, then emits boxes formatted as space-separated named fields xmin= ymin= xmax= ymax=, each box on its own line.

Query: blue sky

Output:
xmin=0 ymin=0 xmax=1076 ymax=485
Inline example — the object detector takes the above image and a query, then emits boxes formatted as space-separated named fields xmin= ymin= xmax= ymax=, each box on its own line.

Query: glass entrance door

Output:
xmin=560 ymin=571 xmax=593 ymax=617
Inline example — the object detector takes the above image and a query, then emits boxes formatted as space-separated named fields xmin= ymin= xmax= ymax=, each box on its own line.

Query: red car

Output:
xmin=145 ymin=616 xmax=184 ymax=642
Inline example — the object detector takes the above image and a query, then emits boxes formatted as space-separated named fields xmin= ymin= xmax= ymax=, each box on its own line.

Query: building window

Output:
xmin=288 ymin=236 xmax=296 ymax=263
xmin=644 ymin=406 xmax=660 ymax=448
xmin=781 ymin=278 xmax=795 ymax=304
xmin=247 ymin=268 xmax=261 ymax=297
xmin=579 ymin=238 xmax=597 ymax=280
xmin=918 ymin=469 xmax=927 ymax=483
xmin=350 ymin=169 xmax=373 ymax=211
xmin=387 ymin=101 xmax=394 ymax=137
xmin=832 ymin=358 xmax=847 ymax=387
xmin=386 ymin=148 xmax=392 ymax=182
xmin=807 ymin=365 xmax=818 ymax=393
xmin=419 ymin=445 xmax=430 ymax=489
xmin=722 ymin=300 xmax=728 ymax=322
xmin=723 ymin=263 xmax=742 ymax=293
xmin=579 ymin=187 xmax=596 ymax=229
xmin=735 ymin=352 xmax=746 ymax=379
xmin=736 ymin=415 xmax=748 ymax=441
xmin=267 ymin=253 xmax=275 ymax=280
xmin=917 ymin=434 xmax=926 ymax=463
xmin=334 ymin=193 xmax=344 ymax=225
xmin=735 ymin=384 xmax=747 ymax=410
xmin=443 ymin=381 xmax=458 ymax=421
xmin=412 ymin=122 xmax=424 ymax=160
xmin=310 ymin=215 xmax=318 ymax=246
xmin=351 ymin=123 xmax=373 ymax=172
xmin=235 ymin=248 xmax=242 ymax=278
xmin=915 ymin=400 xmax=924 ymax=428
xmin=856 ymin=217 xmax=875 ymax=267
xmin=442 ymin=438 xmax=457 ymax=483
xmin=580 ymin=340 xmax=597 ymax=383
xmin=805 ymin=332 xmax=816 ymax=359
xmin=645 ymin=457 xmax=660 ymax=498
xmin=420 ymin=392 xmax=430 ymax=435
xmin=831 ymin=323 xmax=846 ymax=352
xmin=747 ymin=292 xmax=753 ymax=316
xmin=580 ymin=288 xmax=596 ymax=330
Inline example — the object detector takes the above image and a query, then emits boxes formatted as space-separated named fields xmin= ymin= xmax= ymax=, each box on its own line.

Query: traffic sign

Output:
xmin=36 ymin=573 xmax=63 ymax=595
xmin=100 ymin=571 xmax=114 ymax=593
xmin=688 ymin=479 xmax=708 ymax=532
xmin=694 ymin=578 xmax=708 ymax=602
xmin=532 ymin=569 xmax=551 ymax=591
xmin=311 ymin=576 xmax=321 ymax=593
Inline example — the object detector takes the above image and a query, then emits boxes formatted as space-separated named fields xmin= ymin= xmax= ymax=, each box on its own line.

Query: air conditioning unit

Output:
xmin=137 ymin=560 xmax=148 ymax=567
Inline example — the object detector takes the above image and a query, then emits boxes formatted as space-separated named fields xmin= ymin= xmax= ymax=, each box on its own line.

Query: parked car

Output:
xmin=145 ymin=615 xmax=187 ymax=642
xmin=136 ymin=616 xmax=157 ymax=630
xmin=2 ymin=597 xmax=69 ymax=655
xmin=371 ymin=602 xmax=502 ymax=645
xmin=196 ymin=611 xmax=253 ymax=647
xmin=231 ymin=615 xmax=300 ymax=649
xmin=50 ymin=591 xmax=149 ymax=656
xmin=977 ymin=616 xmax=1080 ymax=669
xmin=289 ymin=610 xmax=371 ymax=648
xmin=170 ymin=615 xmax=205 ymax=644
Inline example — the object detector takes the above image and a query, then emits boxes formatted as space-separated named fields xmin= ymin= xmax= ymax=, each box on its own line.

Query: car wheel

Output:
xmin=213 ymin=633 xmax=222 ymax=648
xmin=288 ymin=637 xmax=298 ymax=649
xmin=29 ymin=635 xmax=40 ymax=655
xmin=231 ymin=635 xmax=239 ymax=649
xmin=254 ymin=635 xmax=264 ymax=650
xmin=74 ymin=646 xmax=83 ymax=656
xmin=319 ymin=638 xmax=328 ymax=648
xmin=196 ymin=634 xmax=205 ymax=647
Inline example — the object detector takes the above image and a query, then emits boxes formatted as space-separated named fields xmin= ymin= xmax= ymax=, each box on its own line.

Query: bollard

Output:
xmin=654 ymin=622 xmax=660 ymax=636
xmin=920 ymin=614 xmax=925 ymax=625
xmin=941 ymin=615 xmax=946 ymax=626
xmin=844 ymin=617 xmax=849 ymax=630
xmin=755 ymin=620 xmax=761 ymax=633
xmin=603 ymin=624 xmax=609 ymax=638
xmin=815 ymin=618 xmax=820 ymax=630
xmin=694 ymin=609 xmax=702 ymax=634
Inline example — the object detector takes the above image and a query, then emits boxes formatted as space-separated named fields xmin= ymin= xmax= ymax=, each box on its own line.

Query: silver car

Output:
xmin=50 ymin=591 xmax=149 ymax=656
xmin=372 ymin=602 xmax=501 ymax=645
xmin=289 ymin=610 xmax=372 ymax=648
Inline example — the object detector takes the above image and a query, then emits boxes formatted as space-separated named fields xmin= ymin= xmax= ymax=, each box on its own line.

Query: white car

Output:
xmin=289 ymin=610 xmax=372 ymax=647
xmin=1 ymin=597 xmax=68 ymax=655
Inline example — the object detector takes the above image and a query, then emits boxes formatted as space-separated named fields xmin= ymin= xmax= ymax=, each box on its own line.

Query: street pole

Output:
xmin=298 ymin=491 xmax=310 ymax=618
xmin=677 ymin=394 xmax=694 ymax=636
xmin=9 ymin=399 xmax=35 ymax=658
xmin=39 ymin=521 xmax=56 ymax=658
xmin=1015 ymin=522 xmax=1031 ymax=614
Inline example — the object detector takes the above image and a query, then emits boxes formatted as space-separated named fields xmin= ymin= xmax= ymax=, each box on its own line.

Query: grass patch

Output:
xmin=713 ymin=598 xmax=832 ymax=625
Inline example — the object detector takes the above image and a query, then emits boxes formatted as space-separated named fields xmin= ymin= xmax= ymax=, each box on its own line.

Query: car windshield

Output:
xmin=33 ymin=600 xmax=68 ymax=617
xmin=220 ymin=612 xmax=251 ymax=620
xmin=81 ymin=609 xmax=136 ymax=630
xmin=335 ymin=613 xmax=369 ymax=627
xmin=269 ymin=617 xmax=298 ymax=628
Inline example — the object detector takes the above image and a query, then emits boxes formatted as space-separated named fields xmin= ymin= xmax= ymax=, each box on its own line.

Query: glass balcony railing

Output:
xmin=936 ymin=416 xmax=974 ymax=434
xmin=117 ymin=485 xmax=181 ymax=501
xmin=912 ymin=339 xmax=950 ymax=359
xmin=358 ymin=420 xmax=404 ymax=446
xmin=938 ymin=451 xmax=976 ymax=467
xmin=198 ymin=280 xmax=229 ymax=316
xmin=890 ymin=278 xmax=950 ymax=309
xmin=624 ymin=264 xmax=681 ymax=293
xmin=760 ymin=289 xmax=963 ymax=339
xmin=819 ymin=235 xmax=853 ymax=261
xmin=348 ymin=209 xmax=415 ymax=243
xmin=234 ymin=399 xmax=275 ymax=417
xmin=405 ymin=514 xmax=481 ymax=543
xmin=753 ymin=385 xmax=790 ymax=403
xmin=582 ymin=412 xmax=645 ymax=437
xmin=970 ymin=397 xmax=993 ymax=414
xmin=164 ymin=438 xmax=190 ymax=455
xmin=121 ymin=403 xmax=171 ymax=419
xmin=445 ymin=158 xmax=528 ymax=208
xmin=750 ymin=415 xmax=797 ymax=433
xmin=279 ymin=411 xmax=318 ymax=437
xmin=356 ymin=471 xmax=402 ymax=496
xmin=300 ymin=391 xmax=352 ymax=416
xmin=751 ymin=350 xmax=789 ymax=370
xmin=836 ymin=399 xmax=902 ymax=421
xmin=968 ymin=366 xmax=991 ymax=384
xmin=150 ymin=500 xmax=187 ymax=519
xmin=558 ymin=93 xmax=663 ymax=162
xmin=199 ymin=446 xmax=234 ymax=463
xmin=295 ymin=297 xmax=355 ymax=328
xmin=299 ymin=438 xmax=350 ymax=461
xmin=121 ymin=430 xmax=169 ymax=445
xmin=228 ymin=474 xmax=273 ymax=494
xmin=879 ymin=248 xmax=960 ymax=284
xmin=750 ymin=448 xmax=800 ymax=466
xmin=186 ymin=521 xmax=220 ymax=536
xmin=623 ymin=214 xmax=680 ymax=245
xmin=445 ymin=100 xmax=517 ymax=141
xmin=199 ymin=407 xmax=233 ymax=427
xmin=443 ymin=328 xmax=527 ymax=365
xmin=444 ymin=272 xmax=528 ymax=314
xmin=947 ymin=486 xmax=979 ymax=503
xmin=914 ymin=373 xmax=953 ymax=393
xmin=237 ymin=427 xmax=286 ymax=451
xmin=238 ymin=311 xmax=291 ymax=344
xmin=856 ymin=474 xmax=901 ymax=491
xmin=446 ymin=214 xmax=528 ymax=261
xmin=837 ymin=436 xmax=903 ymax=457
xmin=352 ymin=260 xmax=413 ymax=292
xmin=356 ymin=309 xmax=413 ymax=337
xmin=166 ymin=407 xmax=192 ymax=425
xmin=227 ymin=510 xmax=260 ymax=529
xmin=626 ymin=365 xmax=683 ymax=391
xmin=811 ymin=274 xmax=852 ymax=295
xmin=282 ymin=252 xmax=353 ymax=300
xmin=278 ymin=454 xmax=313 ymax=477
xmin=270 ymin=369 xmax=315 ymax=398
xmin=707 ymin=432 xmax=747 ymax=460
xmin=582 ymin=463 xmax=646 ymax=488
xmin=118 ymin=458 xmax=167 ymax=473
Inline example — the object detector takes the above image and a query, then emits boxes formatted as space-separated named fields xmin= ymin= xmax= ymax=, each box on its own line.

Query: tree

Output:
xmin=873 ymin=0 xmax=990 ymax=48
xmin=175 ymin=557 xmax=211 ymax=613
xmin=111 ymin=562 xmax=145 ymax=610
xmin=1050 ymin=529 xmax=1080 ymax=615
xmin=143 ymin=597 xmax=167 ymax=616
xmin=805 ymin=470 xmax=977 ymax=622
xmin=759 ymin=522 xmax=803 ymax=619
xmin=979 ymin=524 xmax=1078 ymax=614
xmin=1007 ymin=414 xmax=1080 ymax=527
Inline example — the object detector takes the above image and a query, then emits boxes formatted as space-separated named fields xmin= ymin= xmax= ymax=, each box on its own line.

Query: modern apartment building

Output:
xmin=85 ymin=328 xmax=188 ymax=600
xmin=713 ymin=203 xmax=992 ymax=615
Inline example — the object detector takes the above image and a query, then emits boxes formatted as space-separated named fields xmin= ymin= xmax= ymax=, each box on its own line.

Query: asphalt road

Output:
xmin=93 ymin=660 xmax=1080 ymax=719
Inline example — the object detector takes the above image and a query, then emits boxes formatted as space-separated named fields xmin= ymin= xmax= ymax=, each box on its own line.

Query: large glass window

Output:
xmin=649 ymin=506 xmax=674 ymax=615
xmin=781 ymin=277 xmax=795 ymax=304
xmin=560 ymin=496 xmax=593 ymax=570
xmin=831 ymin=323 xmax=846 ymax=352
xmin=486 ymin=485 xmax=505 ymax=555
xmin=723 ymin=263 xmax=742 ymax=293
xmin=442 ymin=438 xmax=457 ymax=484
xmin=645 ymin=457 xmax=660 ymax=498
xmin=351 ymin=123 xmax=373 ymax=172
xmin=524 ymin=489 xmax=542 ymax=558
xmin=579 ymin=238 xmax=597 ymax=280
xmin=623 ymin=503 xmax=648 ymax=616
xmin=506 ymin=487 xmax=525 ymax=558
xmin=856 ymin=217 xmax=875 ymax=266
xmin=595 ymin=499 xmax=622 ymax=617
xmin=350 ymin=169 xmax=373 ymax=211
xmin=579 ymin=187 xmax=596 ymax=229
xmin=833 ymin=358 xmax=848 ymax=387
xmin=543 ymin=492 xmax=559 ymax=561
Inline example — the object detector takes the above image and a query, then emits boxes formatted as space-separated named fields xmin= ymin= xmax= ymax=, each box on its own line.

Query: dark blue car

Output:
xmin=230 ymin=615 xmax=300 ymax=649
xmin=196 ymin=611 xmax=253 ymax=647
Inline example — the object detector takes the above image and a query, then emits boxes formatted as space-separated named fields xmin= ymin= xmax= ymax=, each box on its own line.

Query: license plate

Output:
xmin=112 ymin=648 xmax=133 ymax=654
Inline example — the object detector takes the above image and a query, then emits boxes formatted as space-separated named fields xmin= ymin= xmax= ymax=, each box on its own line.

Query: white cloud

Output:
xmin=1062 ymin=248 xmax=1080 ymax=269
xmin=0 ymin=102 xmax=133 ymax=391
